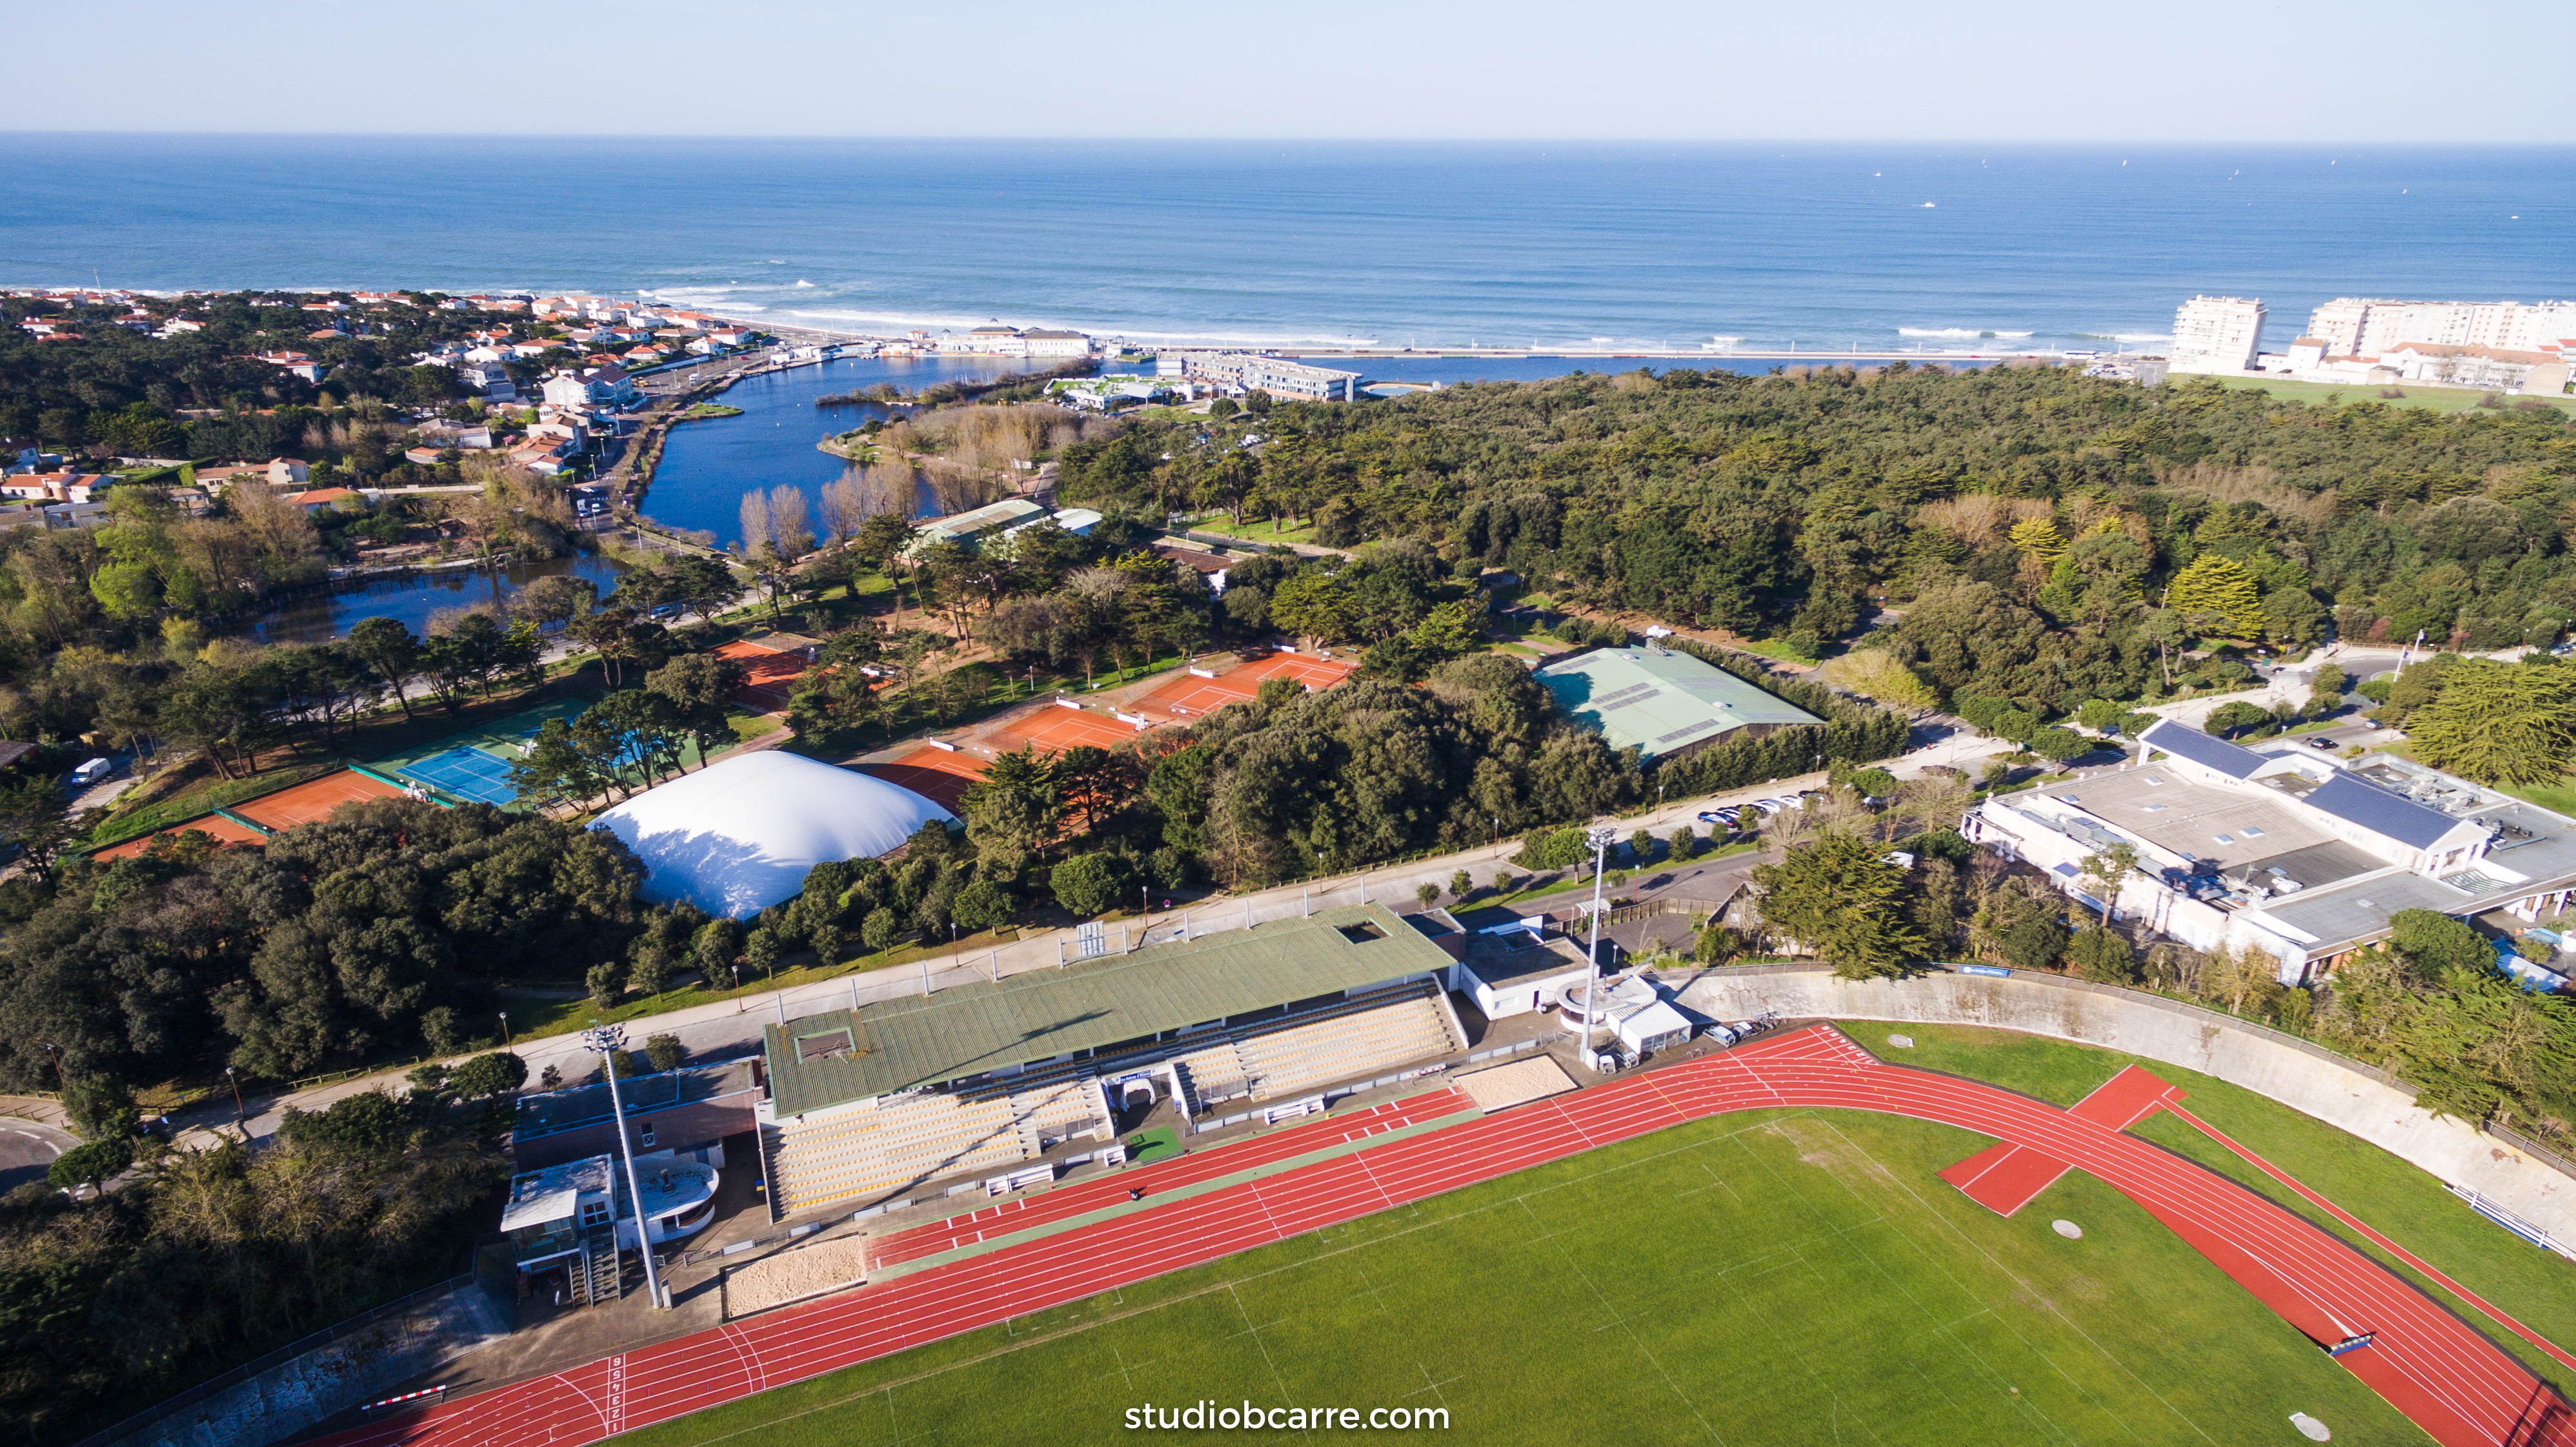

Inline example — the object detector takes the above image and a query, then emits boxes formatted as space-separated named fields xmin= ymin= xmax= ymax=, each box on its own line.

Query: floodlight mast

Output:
xmin=586 ymin=1023 xmax=669 ymax=1310
xmin=1582 ymin=825 xmax=1620 ymax=1063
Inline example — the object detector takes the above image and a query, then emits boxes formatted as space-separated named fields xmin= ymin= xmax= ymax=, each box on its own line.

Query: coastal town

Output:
xmin=6 ymin=267 xmax=2576 ymax=1447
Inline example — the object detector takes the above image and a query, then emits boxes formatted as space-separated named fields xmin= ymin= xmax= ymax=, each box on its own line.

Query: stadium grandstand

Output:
xmin=756 ymin=903 xmax=1467 ymax=1219
xmin=589 ymin=751 xmax=954 ymax=918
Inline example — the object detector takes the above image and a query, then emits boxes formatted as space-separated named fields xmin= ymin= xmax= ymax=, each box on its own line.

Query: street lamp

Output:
xmin=40 ymin=1042 xmax=63 ymax=1092
xmin=499 ymin=1011 xmax=511 ymax=1046
xmin=1580 ymin=825 xmax=1620 ymax=1065
xmin=225 ymin=1066 xmax=247 ymax=1129
xmin=584 ymin=1023 xmax=669 ymax=1311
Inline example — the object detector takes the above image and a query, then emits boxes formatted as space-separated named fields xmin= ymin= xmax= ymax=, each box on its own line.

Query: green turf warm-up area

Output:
xmin=618 ymin=1104 xmax=2422 ymax=1446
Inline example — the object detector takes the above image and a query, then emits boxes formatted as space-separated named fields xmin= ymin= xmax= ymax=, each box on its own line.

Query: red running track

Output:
xmin=306 ymin=1026 xmax=2575 ymax=1447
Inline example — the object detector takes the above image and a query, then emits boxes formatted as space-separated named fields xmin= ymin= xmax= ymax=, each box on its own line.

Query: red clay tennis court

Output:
xmin=1238 ymin=651 xmax=1355 ymax=688
xmin=91 ymin=812 xmax=267 ymax=861
xmin=858 ymin=748 xmax=987 ymax=812
xmin=993 ymin=703 xmax=1152 ymax=754
xmin=230 ymin=769 xmax=408 ymax=831
xmin=1133 ymin=651 xmax=1359 ymax=720
xmin=715 ymin=639 xmax=809 ymax=711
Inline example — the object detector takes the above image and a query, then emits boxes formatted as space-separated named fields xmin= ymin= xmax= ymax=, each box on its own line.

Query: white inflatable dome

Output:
xmin=589 ymin=751 xmax=955 ymax=919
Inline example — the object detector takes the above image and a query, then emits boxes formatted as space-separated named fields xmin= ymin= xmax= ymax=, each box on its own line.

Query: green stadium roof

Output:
xmin=1534 ymin=645 xmax=1823 ymax=760
xmin=762 ymin=903 xmax=1451 ymax=1117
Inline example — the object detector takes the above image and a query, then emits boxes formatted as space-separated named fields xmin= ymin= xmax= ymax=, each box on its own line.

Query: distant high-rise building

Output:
xmin=2169 ymin=296 xmax=2268 ymax=374
xmin=2304 ymin=297 xmax=2576 ymax=358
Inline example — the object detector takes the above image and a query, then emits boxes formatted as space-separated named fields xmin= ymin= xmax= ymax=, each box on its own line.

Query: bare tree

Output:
xmin=738 ymin=489 xmax=774 ymax=553
xmin=766 ymin=485 xmax=814 ymax=557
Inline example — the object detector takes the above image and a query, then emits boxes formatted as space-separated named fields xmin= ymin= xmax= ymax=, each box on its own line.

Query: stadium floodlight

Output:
xmin=585 ymin=1022 xmax=669 ymax=1310
xmin=1581 ymin=825 xmax=1620 ymax=1063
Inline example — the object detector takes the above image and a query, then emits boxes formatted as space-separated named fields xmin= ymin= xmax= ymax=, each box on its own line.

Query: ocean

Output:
xmin=5 ymin=136 xmax=2568 ymax=352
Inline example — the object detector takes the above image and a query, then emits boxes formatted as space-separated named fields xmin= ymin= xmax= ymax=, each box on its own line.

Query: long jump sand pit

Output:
xmin=1451 ymin=1054 xmax=1578 ymax=1113
xmin=724 ymin=1234 xmax=872 ymax=1319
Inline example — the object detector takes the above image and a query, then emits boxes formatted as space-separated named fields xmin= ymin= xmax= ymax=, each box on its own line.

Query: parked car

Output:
xmin=70 ymin=758 xmax=114 ymax=787
xmin=2305 ymin=737 xmax=2339 ymax=751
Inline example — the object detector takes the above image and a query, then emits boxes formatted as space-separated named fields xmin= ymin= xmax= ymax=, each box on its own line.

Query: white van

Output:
xmin=71 ymin=758 xmax=113 ymax=787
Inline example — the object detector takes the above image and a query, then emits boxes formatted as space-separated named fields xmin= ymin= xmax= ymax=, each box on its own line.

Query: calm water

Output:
xmin=642 ymin=354 xmax=1016 ymax=544
xmin=4 ymin=137 xmax=2567 ymax=352
xmin=236 ymin=552 xmax=627 ymax=645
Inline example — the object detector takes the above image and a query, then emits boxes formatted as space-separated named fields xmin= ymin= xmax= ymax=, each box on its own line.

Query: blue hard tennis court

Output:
xmin=397 ymin=745 xmax=520 ymax=806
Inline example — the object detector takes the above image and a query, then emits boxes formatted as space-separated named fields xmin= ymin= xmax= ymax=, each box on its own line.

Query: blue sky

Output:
xmin=14 ymin=0 xmax=2563 ymax=142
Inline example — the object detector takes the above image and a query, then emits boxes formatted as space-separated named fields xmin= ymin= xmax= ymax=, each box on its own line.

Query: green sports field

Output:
xmin=617 ymin=1091 xmax=2426 ymax=1444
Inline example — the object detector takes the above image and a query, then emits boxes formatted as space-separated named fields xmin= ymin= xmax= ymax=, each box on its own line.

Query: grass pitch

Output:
xmin=616 ymin=1100 xmax=2422 ymax=1445
xmin=1861 ymin=1021 xmax=2576 ymax=1391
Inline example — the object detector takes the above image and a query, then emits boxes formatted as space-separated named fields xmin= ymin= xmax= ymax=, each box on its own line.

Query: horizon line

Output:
xmin=4 ymin=131 xmax=2574 ymax=150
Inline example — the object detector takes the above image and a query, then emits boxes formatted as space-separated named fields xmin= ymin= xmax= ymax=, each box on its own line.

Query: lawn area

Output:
xmin=1849 ymin=1022 xmax=2576 ymax=1388
xmin=1182 ymin=512 xmax=1318 ymax=547
xmin=616 ymin=1104 xmax=2416 ymax=1446
xmin=1122 ymin=1125 xmax=1181 ymax=1166
xmin=2215 ymin=374 xmax=2576 ymax=417
xmin=726 ymin=709 xmax=785 ymax=744
xmin=79 ymin=759 xmax=337 ymax=847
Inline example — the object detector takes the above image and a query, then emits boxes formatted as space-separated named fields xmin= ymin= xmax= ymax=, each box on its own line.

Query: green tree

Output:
xmin=345 ymin=616 xmax=423 ymax=720
xmin=859 ymin=907 xmax=899 ymax=953
xmin=2386 ymin=908 xmax=2497 ymax=983
xmin=0 ymin=776 xmax=86 ymax=888
xmin=1747 ymin=834 xmax=1928 ymax=979
xmin=585 ymin=962 xmax=623 ymax=1011
xmin=2203 ymin=700 xmax=2275 ymax=739
xmin=1050 ymin=852 xmax=1127 ymax=918
xmin=2166 ymin=553 xmax=2264 ymax=639
xmin=2064 ymin=926 xmax=2137 ymax=984
xmin=47 ymin=1135 xmax=135 ymax=1191
xmin=643 ymin=1033 xmax=683 ymax=1073
xmin=958 ymin=748 xmax=1062 ymax=882
xmin=2075 ymin=842 xmax=2141 ymax=927
xmin=448 ymin=1051 xmax=528 ymax=1099
xmin=646 ymin=653 xmax=743 ymax=769
xmin=60 ymin=1077 xmax=136 ymax=1141
xmin=951 ymin=878 xmax=1017 ymax=933
xmin=2408 ymin=658 xmax=2576 ymax=787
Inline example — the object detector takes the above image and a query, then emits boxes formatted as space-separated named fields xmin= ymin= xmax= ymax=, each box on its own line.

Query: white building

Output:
xmin=939 ymin=325 xmax=1029 ymax=356
xmin=1171 ymin=351 xmax=1362 ymax=402
xmin=2168 ymin=296 xmax=2268 ymax=375
xmin=2307 ymin=298 xmax=2576 ymax=361
xmin=1966 ymin=719 xmax=2576 ymax=984
xmin=539 ymin=364 xmax=637 ymax=409
xmin=1020 ymin=328 xmax=1092 ymax=359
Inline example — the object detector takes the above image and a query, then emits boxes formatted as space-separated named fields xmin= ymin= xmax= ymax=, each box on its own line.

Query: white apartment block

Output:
xmin=1171 ymin=351 xmax=1362 ymax=401
xmin=2304 ymin=297 xmax=2576 ymax=359
xmin=2168 ymin=296 xmax=2268 ymax=374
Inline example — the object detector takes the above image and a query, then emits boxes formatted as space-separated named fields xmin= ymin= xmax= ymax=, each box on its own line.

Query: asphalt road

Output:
xmin=0 ymin=1118 xmax=77 ymax=1195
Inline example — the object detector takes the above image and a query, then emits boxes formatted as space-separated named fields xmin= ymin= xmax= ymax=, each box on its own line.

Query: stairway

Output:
xmin=574 ymin=1222 xmax=623 ymax=1306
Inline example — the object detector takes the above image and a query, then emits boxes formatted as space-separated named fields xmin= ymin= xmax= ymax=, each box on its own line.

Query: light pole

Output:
xmin=40 ymin=1042 xmax=63 ymax=1093
xmin=585 ymin=1023 xmax=668 ymax=1310
xmin=499 ymin=1011 xmax=511 ymax=1046
xmin=1580 ymin=825 xmax=1619 ymax=1066
xmin=225 ymin=1066 xmax=246 ymax=1129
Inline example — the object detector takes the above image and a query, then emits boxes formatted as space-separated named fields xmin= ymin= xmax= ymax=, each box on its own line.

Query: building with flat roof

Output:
xmin=2169 ymin=296 xmax=2268 ymax=375
xmin=1533 ymin=644 xmax=1823 ymax=761
xmin=1967 ymin=718 xmax=2576 ymax=982
xmin=1172 ymin=352 xmax=1361 ymax=402
xmin=512 ymin=1057 xmax=761 ymax=1171
xmin=905 ymin=497 xmax=1047 ymax=556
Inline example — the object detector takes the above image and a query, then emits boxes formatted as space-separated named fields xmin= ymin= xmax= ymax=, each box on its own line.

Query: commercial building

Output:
xmin=2168 ymin=296 xmax=2268 ymax=375
xmin=1966 ymin=719 xmax=2576 ymax=983
xmin=1171 ymin=352 xmax=1362 ymax=402
xmin=1533 ymin=644 xmax=1823 ymax=762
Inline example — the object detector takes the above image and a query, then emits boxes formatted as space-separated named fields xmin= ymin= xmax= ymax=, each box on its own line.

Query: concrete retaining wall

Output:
xmin=1678 ymin=965 xmax=2576 ymax=1239
xmin=104 ymin=1283 xmax=509 ymax=1447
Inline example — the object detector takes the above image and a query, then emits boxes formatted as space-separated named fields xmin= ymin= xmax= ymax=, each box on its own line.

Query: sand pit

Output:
xmin=724 ymin=1235 xmax=872 ymax=1318
xmin=1451 ymin=1054 xmax=1578 ymax=1113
